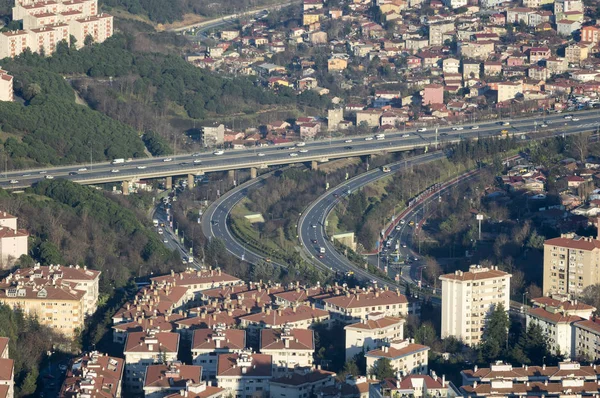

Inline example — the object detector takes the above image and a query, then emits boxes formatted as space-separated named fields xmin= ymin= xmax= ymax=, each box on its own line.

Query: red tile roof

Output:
xmin=144 ymin=363 xmax=201 ymax=388
xmin=216 ymin=353 xmax=272 ymax=378
xmin=124 ymin=331 xmax=179 ymax=354
xmin=192 ymin=328 xmax=246 ymax=351
xmin=260 ymin=328 xmax=314 ymax=351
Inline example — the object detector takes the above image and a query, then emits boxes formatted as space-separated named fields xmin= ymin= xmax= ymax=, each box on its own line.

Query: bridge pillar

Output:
xmin=166 ymin=176 xmax=173 ymax=190
xmin=311 ymin=160 xmax=318 ymax=171
xmin=250 ymin=167 xmax=257 ymax=179
xmin=187 ymin=174 xmax=195 ymax=188
xmin=122 ymin=181 xmax=130 ymax=195
xmin=228 ymin=169 xmax=235 ymax=182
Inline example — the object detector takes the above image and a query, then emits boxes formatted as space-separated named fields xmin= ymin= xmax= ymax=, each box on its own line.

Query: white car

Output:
xmin=564 ymin=115 xmax=573 ymax=119
xmin=541 ymin=123 xmax=548 ymax=128
xmin=213 ymin=151 xmax=224 ymax=155
xmin=452 ymin=127 xmax=464 ymax=131
xmin=417 ymin=128 xmax=427 ymax=132
xmin=400 ymin=219 xmax=406 ymax=224
xmin=402 ymin=134 xmax=410 ymax=138
xmin=39 ymin=171 xmax=47 ymax=174
xmin=78 ymin=167 xmax=88 ymax=171
xmin=137 ymin=165 xmax=147 ymax=169
xmin=572 ymin=118 xmax=580 ymax=121
xmin=192 ymin=153 xmax=201 ymax=157
xmin=289 ymin=153 xmax=299 ymax=157
xmin=257 ymin=153 xmax=265 ymax=157
xmin=365 ymin=137 xmax=374 ymax=141
xmin=45 ymin=175 xmax=54 ymax=179
xmin=299 ymin=149 xmax=308 ymax=153
xmin=471 ymin=126 xmax=479 ymax=130
xmin=296 ymin=142 xmax=306 ymax=147
xmin=9 ymin=180 xmax=18 ymax=184
xmin=111 ymin=169 xmax=120 ymax=173
xmin=193 ymin=159 xmax=202 ymax=163
xmin=345 ymin=139 xmax=353 ymax=143
xmin=502 ymin=122 xmax=510 ymax=126
xmin=163 ymin=158 xmax=173 ymax=162
xmin=22 ymin=174 xmax=31 ymax=177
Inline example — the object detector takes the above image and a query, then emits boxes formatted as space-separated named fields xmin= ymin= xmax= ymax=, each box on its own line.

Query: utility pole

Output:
xmin=477 ymin=214 xmax=483 ymax=240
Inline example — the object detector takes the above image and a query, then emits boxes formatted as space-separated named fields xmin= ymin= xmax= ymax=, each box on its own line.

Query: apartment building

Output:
xmin=497 ymin=81 xmax=523 ymax=102
xmin=0 ymin=282 xmax=85 ymax=338
xmin=69 ymin=13 xmax=112 ymax=48
xmin=239 ymin=305 xmax=329 ymax=341
xmin=321 ymin=288 xmax=408 ymax=323
xmin=573 ymin=318 xmax=600 ymax=360
xmin=439 ymin=265 xmax=511 ymax=346
xmin=201 ymin=123 xmax=225 ymax=147
xmin=0 ymin=212 xmax=27 ymax=267
xmin=216 ymin=351 xmax=273 ymax=397
xmin=124 ymin=331 xmax=179 ymax=394
xmin=526 ymin=296 xmax=594 ymax=358
xmin=163 ymin=383 xmax=225 ymax=398
xmin=191 ymin=327 xmax=246 ymax=380
xmin=260 ymin=328 xmax=314 ymax=376
xmin=273 ymin=286 xmax=326 ymax=307
xmin=0 ymin=338 xmax=13 ymax=398
xmin=0 ymin=70 xmax=13 ymax=102
xmin=0 ymin=30 xmax=29 ymax=58
xmin=380 ymin=373 xmax=457 ymax=398
xmin=143 ymin=362 xmax=202 ymax=398
xmin=60 ymin=351 xmax=124 ymax=398
xmin=543 ymin=234 xmax=600 ymax=296
xmin=112 ymin=313 xmax=183 ymax=344
xmin=270 ymin=368 xmax=336 ymax=398
xmin=10 ymin=264 xmax=101 ymax=316
xmin=460 ymin=361 xmax=600 ymax=386
xmin=150 ymin=268 xmax=242 ymax=303
xmin=112 ymin=282 xmax=188 ymax=325
xmin=344 ymin=314 xmax=404 ymax=361
xmin=428 ymin=21 xmax=454 ymax=46
xmin=365 ymin=339 xmax=429 ymax=376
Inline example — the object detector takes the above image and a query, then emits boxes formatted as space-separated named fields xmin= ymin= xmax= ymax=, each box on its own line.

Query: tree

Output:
xmin=569 ymin=131 xmax=591 ymax=162
xmin=414 ymin=321 xmax=437 ymax=346
xmin=511 ymin=323 xmax=557 ymax=364
xmin=479 ymin=303 xmax=509 ymax=362
xmin=369 ymin=358 xmax=396 ymax=380
xmin=422 ymin=257 xmax=442 ymax=288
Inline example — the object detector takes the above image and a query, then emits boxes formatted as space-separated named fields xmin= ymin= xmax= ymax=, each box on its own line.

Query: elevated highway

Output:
xmin=1 ymin=109 xmax=599 ymax=191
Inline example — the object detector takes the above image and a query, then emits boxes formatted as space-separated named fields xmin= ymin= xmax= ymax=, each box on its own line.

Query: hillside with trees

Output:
xmin=0 ymin=180 xmax=181 ymax=293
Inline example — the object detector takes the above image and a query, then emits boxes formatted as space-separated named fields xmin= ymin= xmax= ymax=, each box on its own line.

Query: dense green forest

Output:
xmin=0 ymin=62 xmax=146 ymax=167
xmin=0 ymin=180 xmax=181 ymax=292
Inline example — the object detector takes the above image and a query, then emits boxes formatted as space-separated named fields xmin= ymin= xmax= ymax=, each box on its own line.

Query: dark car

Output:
xmin=68 ymin=172 xmax=78 ymax=175
xmin=344 ymin=146 xmax=353 ymax=150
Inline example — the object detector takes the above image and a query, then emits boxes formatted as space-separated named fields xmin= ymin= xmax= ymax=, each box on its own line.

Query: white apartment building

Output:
xmin=345 ymin=314 xmax=404 ymax=361
xmin=191 ymin=327 xmax=246 ymax=380
xmin=0 ymin=212 xmax=27 ymax=267
xmin=216 ymin=351 xmax=273 ymax=397
xmin=574 ymin=318 xmax=600 ymax=361
xmin=321 ymin=288 xmax=408 ymax=324
xmin=124 ymin=331 xmax=179 ymax=394
xmin=0 ymin=70 xmax=13 ymax=102
xmin=69 ymin=14 xmax=113 ymax=48
xmin=365 ymin=339 xmax=429 ymax=376
xmin=439 ymin=265 xmax=511 ymax=346
xmin=526 ymin=296 xmax=595 ymax=358
xmin=259 ymin=328 xmax=314 ymax=376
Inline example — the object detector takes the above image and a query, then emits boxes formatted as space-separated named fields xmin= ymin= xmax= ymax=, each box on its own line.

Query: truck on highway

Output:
xmin=153 ymin=219 xmax=159 ymax=227
xmin=112 ymin=158 xmax=125 ymax=164
xmin=375 ymin=133 xmax=386 ymax=140
xmin=319 ymin=247 xmax=326 ymax=254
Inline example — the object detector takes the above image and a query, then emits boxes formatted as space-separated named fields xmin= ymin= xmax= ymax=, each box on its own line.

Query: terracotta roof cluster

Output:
xmin=345 ymin=315 xmax=404 ymax=331
xmin=124 ymin=331 xmax=179 ymax=354
xmin=177 ymin=307 xmax=251 ymax=330
xmin=462 ymin=361 xmax=600 ymax=382
xmin=192 ymin=327 xmax=246 ymax=351
xmin=150 ymin=267 xmax=241 ymax=289
xmin=164 ymin=384 xmax=225 ymax=398
xmin=144 ymin=362 xmax=201 ymax=389
xmin=216 ymin=352 xmax=272 ymax=378
xmin=382 ymin=374 xmax=447 ymax=391
xmin=240 ymin=304 xmax=329 ymax=327
xmin=531 ymin=296 xmax=596 ymax=314
xmin=321 ymin=288 xmax=407 ymax=309
xmin=527 ymin=307 xmax=583 ymax=324
xmin=365 ymin=339 xmax=429 ymax=359
xmin=112 ymin=313 xmax=185 ymax=335
xmin=113 ymin=283 xmax=188 ymax=321
xmin=544 ymin=234 xmax=600 ymax=251
xmin=260 ymin=328 xmax=314 ymax=351
xmin=270 ymin=368 xmax=336 ymax=387
xmin=60 ymin=352 xmax=123 ymax=398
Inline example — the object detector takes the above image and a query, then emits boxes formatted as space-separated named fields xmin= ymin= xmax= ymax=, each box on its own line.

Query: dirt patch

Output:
xmin=318 ymin=157 xmax=361 ymax=173
xmin=157 ymin=14 xmax=208 ymax=31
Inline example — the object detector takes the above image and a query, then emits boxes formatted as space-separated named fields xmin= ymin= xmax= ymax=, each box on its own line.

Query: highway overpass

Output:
xmin=2 ymin=109 xmax=600 ymax=191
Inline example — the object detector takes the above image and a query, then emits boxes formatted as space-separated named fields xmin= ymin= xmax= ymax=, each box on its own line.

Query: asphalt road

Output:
xmin=200 ymin=169 xmax=292 ymax=270
xmin=2 ymin=110 xmax=600 ymax=189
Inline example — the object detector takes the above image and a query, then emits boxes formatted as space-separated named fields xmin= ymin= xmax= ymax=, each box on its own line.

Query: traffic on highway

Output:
xmin=1 ymin=109 xmax=600 ymax=189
